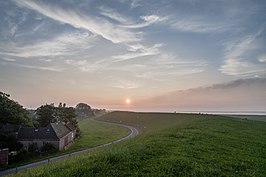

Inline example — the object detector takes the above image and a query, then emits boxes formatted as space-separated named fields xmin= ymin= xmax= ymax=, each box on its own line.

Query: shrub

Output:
xmin=41 ymin=142 xmax=57 ymax=153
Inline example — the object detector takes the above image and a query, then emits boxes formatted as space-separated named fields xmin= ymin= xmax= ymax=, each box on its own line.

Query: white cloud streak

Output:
xmin=112 ymin=43 xmax=163 ymax=62
xmin=14 ymin=0 xmax=139 ymax=44
xmin=0 ymin=31 xmax=95 ymax=58
xmin=110 ymin=79 xmax=140 ymax=89
xmin=99 ymin=6 xmax=131 ymax=24
xmin=170 ymin=17 xmax=231 ymax=33
xmin=0 ymin=58 xmax=16 ymax=62
xmin=12 ymin=63 xmax=64 ymax=72
xmin=220 ymin=31 xmax=266 ymax=77
xmin=65 ymin=59 xmax=106 ymax=72
xmin=122 ymin=15 xmax=166 ymax=29
xmin=258 ymin=55 xmax=266 ymax=62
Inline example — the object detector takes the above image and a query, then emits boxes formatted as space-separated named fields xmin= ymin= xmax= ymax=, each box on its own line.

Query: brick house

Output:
xmin=17 ymin=122 xmax=76 ymax=151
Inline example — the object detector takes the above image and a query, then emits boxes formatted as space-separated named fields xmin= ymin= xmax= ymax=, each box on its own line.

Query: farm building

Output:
xmin=17 ymin=122 xmax=76 ymax=151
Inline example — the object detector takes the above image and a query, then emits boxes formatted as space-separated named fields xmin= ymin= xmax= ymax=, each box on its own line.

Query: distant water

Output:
xmin=178 ymin=111 xmax=266 ymax=116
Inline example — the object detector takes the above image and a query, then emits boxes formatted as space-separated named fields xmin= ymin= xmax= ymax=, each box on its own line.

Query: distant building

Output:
xmin=17 ymin=122 xmax=76 ymax=151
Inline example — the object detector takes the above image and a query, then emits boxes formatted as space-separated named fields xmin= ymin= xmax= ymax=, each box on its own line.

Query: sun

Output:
xmin=126 ymin=98 xmax=131 ymax=104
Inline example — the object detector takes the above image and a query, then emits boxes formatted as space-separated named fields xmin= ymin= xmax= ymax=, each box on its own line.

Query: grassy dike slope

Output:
xmin=65 ymin=118 xmax=131 ymax=152
xmin=10 ymin=112 xmax=266 ymax=177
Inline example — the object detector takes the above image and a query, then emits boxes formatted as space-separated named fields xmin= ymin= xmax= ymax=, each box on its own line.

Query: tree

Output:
xmin=36 ymin=104 xmax=56 ymax=127
xmin=36 ymin=103 xmax=78 ymax=128
xmin=0 ymin=91 xmax=30 ymax=125
xmin=75 ymin=103 xmax=94 ymax=117
xmin=59 ymin=107 xmax=78 ymax=127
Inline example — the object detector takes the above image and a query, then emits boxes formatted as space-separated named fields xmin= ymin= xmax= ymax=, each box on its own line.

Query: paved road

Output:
xmin=0 ymin=119 xmax=139 ymax=177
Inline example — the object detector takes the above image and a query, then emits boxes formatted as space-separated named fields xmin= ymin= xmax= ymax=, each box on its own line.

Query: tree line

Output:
xmin=0 ymin=92 xmax=78 ymax=129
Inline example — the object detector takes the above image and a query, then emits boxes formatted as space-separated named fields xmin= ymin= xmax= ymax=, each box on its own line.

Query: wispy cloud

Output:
xmin=117 ymin=53 xmax=207 ymax=81
xmin=65 ymin=59 xmax=106 ymax=72
xmin=136 ymin=61 xmax=206 ymax=81
xmin=14 ymin=0 xmax=139 ymax=44
xmin=169 ymin=17 xmax=231 ymax=33
xmin=224 ymin=33 xmax=259 ymax=59
xmin=220 ymin=30 xmax=266 ymax=77
xmin=99 ymin=6 xmax=131 ymax=24
xmin=130 ymin=0 xmax=142 ymax=8
xmin=112 ymin=43 xmax=163 ymax=62
xmin=0 ymin=31 xmax=95 ymax=58
xmin=0 ymin=57 xmax=16 ymax=62
xmin=219 ymin=58 xmax=266 ymax=77
xmin=122 ymin=15 xmax=166 ymax=29
xmin=99 ymin=6 xmax=166 ymax=29
xmin=110 ymin=78 xmax=140 ymax=89
xmin=11 ymin=63 xmax=64 ymax=72
xmin=258 ymin=55 xmax=266 ymax=62
xmin=136 ymin=77 xmax=266 ymax=111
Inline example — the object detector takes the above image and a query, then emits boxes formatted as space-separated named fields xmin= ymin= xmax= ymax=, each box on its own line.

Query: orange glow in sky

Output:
xmin=126 ymin=99 xmax=130 ymax=104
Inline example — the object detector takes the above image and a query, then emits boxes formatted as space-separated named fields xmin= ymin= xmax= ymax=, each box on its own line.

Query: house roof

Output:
xmin=51 ymin=122 xmax=72 ymax=139
xmin=66 ymin=123 xmax=76 ymax=131
xmin=17 ymin=124 xmax=59 ymax=141
xmin=0 ymin=123 xmax=21 ymax=135
xmin=17 ymin=122 xmax=73 ymax=141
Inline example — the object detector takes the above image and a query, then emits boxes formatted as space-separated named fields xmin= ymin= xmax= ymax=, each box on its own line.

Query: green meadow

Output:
xmin=65 ymin=118 xmax=131 ymax=152
xmin=9 ymin=112 xmax=266 ymax=177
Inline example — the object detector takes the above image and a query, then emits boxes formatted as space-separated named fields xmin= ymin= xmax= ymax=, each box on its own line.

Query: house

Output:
xmin=17 ymin=122 xmax=76 ymax=151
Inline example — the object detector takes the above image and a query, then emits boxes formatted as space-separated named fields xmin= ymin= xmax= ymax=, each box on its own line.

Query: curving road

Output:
xmin=0 ymin=118 xmax=139 ymax=177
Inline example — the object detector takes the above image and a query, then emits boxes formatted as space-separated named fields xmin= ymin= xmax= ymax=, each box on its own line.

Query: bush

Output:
xmin=28 ymin=143 xmax=39 ymax=153
xmin=41 ymin=142 xmax=57 ymax=153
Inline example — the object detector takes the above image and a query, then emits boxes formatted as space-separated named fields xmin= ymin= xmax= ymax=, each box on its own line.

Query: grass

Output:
xmin=65 ymin=118 xmax=131 ymax=152
xmin=1 ymin=117 xmax=130 ymax=170
xmin=8 ymin=112 xmax=266 ymax=177
xmin=97 ymin=111 xmax=202 ymax=134
xmin=227 ymin=115 xmax=266 ymax=122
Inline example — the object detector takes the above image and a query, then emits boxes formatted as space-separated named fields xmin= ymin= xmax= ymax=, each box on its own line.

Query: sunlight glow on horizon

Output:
xmin=126 ymin=98 xmax=131 ymax=104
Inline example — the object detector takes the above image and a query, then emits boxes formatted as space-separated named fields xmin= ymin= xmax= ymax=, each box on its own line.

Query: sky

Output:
xmin=0 ymin=0 xmax=266 ymax=112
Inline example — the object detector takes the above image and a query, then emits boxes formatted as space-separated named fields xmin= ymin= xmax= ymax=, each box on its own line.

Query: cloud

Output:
xmin=136 ymin=78 xmax=266 ymax=111
xmin=14 ymin=0 xmax=139 ymax=44
xmin=114 ymin=53 xmax=207 ymax=81
xmin=122 ymin=15 xmax=166 ymax=29
xmin=0 ymin=31 xmax=95 ymax=58
xmin=258 ymin=55 xmax=266 ymax=62
xmin=112 ymin=43 xmax=163 ymax=62
xmin=224 ymin=33 xmax=258 ymax=59
xmin=219 ymin=58 xmax=266 ymax=77
xmin=11 ymin=63 xmax=64 ymax=72
xmin=99 ymin=6 xmax=166 ymax=29
xmin=0 ymin=57 xmax=16 ymax=62
xmin=130 ymin=0 xmax=142 ymax=8
xmin=170 ymin=17 xmax=231 ymax=33
xmin=99 ymin=6 xmax=131 ymax=24
xmin=208 ymin=77 xmax=266 ymax=89
xmin=65 ymin=59 xmax=106 ymax=72
xmin=220 ymin=31 xmax=266 ymax=77
xmin=110 ymin=79 xmax=140 ymax=89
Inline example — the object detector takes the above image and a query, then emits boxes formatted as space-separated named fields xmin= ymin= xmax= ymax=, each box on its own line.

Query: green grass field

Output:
xmin=97 ymin=111 xmax=202 ymax=134
xmin=9 ymin=112 xmax=266 ymax=177
xmin=227 ymin=114 xmax=266 ymax=122
xmin=66 ymin=118 xmax=131 ymax=152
